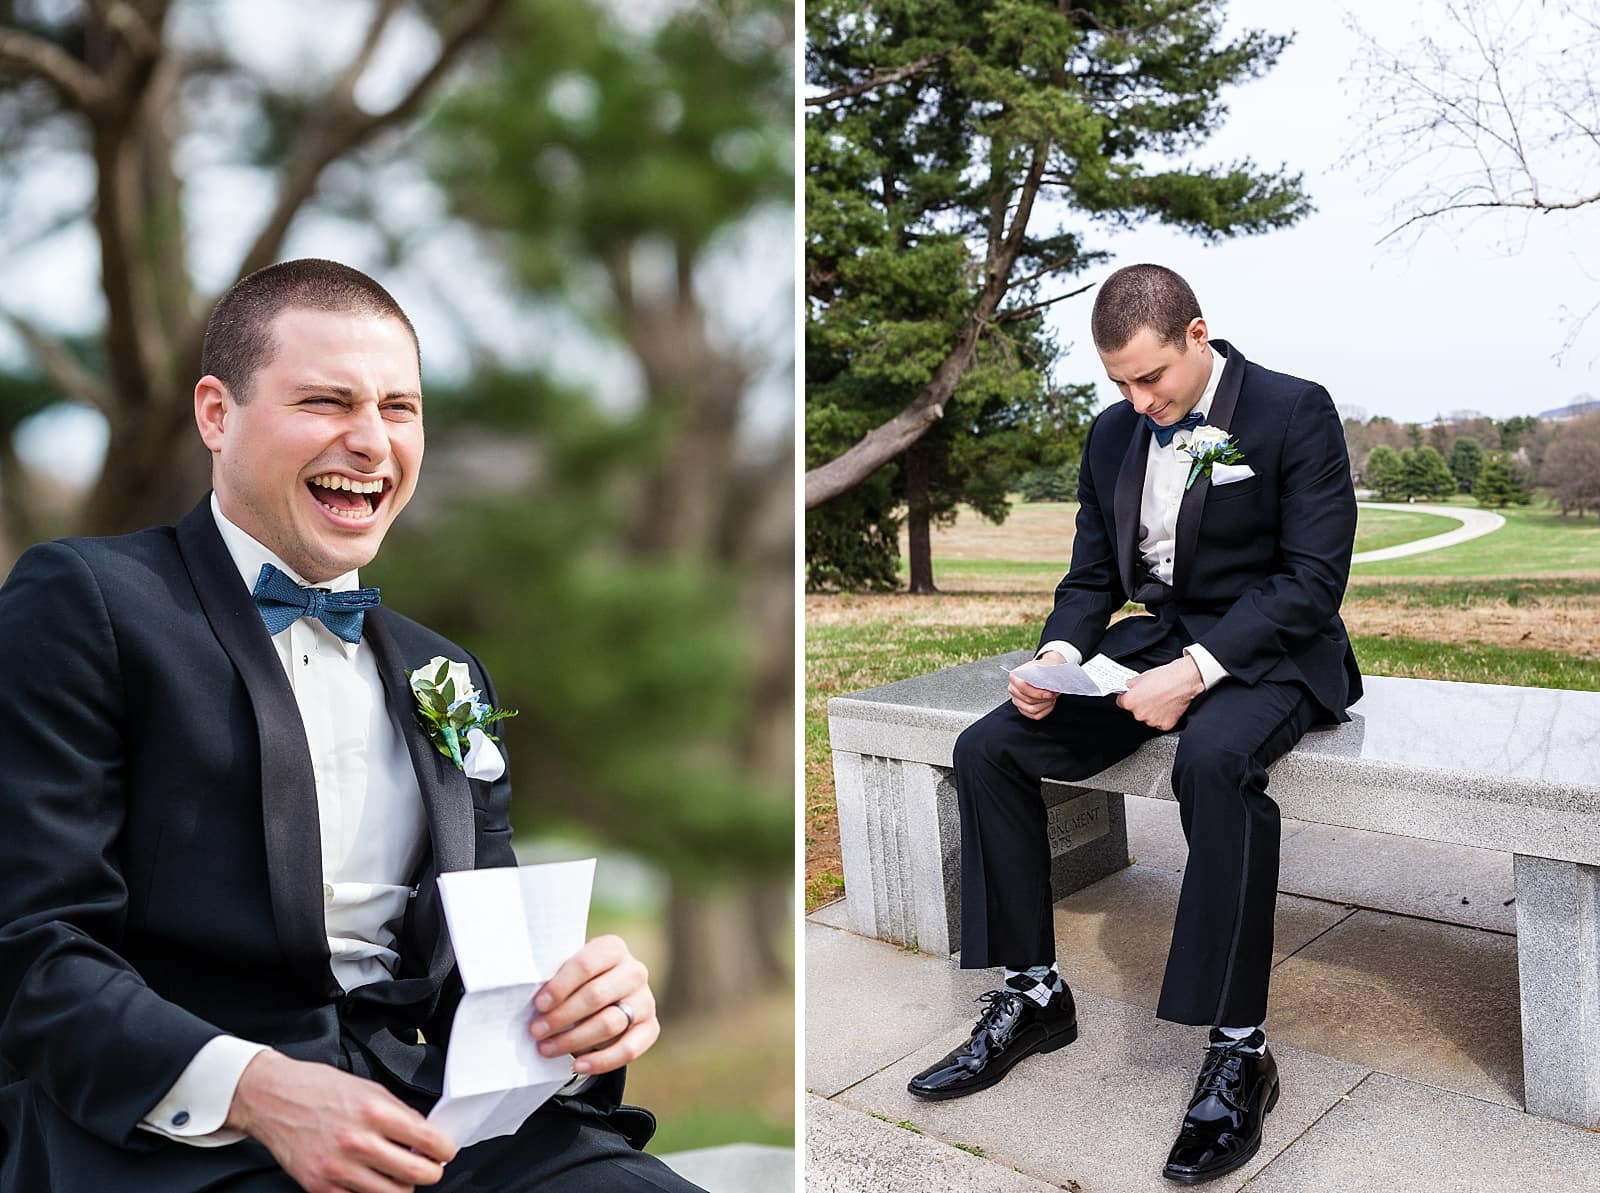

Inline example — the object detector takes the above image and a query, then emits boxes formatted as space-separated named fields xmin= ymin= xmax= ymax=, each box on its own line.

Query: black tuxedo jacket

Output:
xmin=0 ymin=498 xmax=631 ymax=1192
xmin=1042 ymin=341 xmax=1363 ymax=723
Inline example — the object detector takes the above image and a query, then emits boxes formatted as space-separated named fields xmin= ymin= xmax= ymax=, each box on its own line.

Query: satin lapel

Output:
xmin=1112 ymin=420 xmax=1152 ymax=599
xmin=174 ymin=498 xmax=337 ymax=998
xmin=363 ymin=611 xmax=474 ymax=989
xmin=1172 ymin=341 xmax=1247 ymax=595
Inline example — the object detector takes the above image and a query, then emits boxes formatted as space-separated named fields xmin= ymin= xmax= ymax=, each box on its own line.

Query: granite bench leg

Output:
xmin=833 ymin=748 xmax=1130 ymax=957
xmin=1513 ymin=854 xmax=1600 ymax=1127
xmin=834 ymin=752 xmax=962 ymax=954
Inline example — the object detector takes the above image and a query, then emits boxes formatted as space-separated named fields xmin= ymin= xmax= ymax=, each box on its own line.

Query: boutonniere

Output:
xmin=407 ymin=655 xmax=517 ymax=781
xmin=1178 ymin=426 xmax=1246 ymax=491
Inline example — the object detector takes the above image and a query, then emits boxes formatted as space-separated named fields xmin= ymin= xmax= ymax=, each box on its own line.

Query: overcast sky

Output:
xmin=1044 ymin=0 xmax=1598 ymax=424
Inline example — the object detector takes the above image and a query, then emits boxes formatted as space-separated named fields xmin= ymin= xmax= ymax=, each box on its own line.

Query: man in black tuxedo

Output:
xmin=906 ymin=265 xmax=1360 ymax=1185
xmin=0 ymin=260 xmax=706 ymax=1192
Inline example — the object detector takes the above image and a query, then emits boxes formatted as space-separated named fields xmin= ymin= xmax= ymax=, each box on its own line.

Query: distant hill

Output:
xmin=1538 ymin=395 xmax=1600 ymax=421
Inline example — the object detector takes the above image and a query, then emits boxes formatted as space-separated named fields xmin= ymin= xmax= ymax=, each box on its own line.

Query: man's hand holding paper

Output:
xmin=1116 ymin=655 xmax=1207 ymax=732
xmin=427 ymin=859 xmax=660 ymax=1151
xmin=530 ymin=934 xmax=659 ymax=1075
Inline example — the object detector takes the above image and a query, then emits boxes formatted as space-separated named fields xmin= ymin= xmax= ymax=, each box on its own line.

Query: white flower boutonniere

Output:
xmin=407 ymin=655 xmax=518 ymax=781
xmin=1178 ymin=426 xmax=1247 ymax=491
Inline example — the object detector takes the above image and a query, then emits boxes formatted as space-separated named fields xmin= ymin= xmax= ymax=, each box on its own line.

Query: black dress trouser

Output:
xmin=953 ymin=620 xmax=1318 ymax=1028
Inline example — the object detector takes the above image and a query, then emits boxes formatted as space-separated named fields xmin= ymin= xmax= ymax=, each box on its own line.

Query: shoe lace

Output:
xmin=1194 ymin=1045 xmax=1247 ymax=1098
xmin=970 ymin=989 xmax=1024 ymax=1036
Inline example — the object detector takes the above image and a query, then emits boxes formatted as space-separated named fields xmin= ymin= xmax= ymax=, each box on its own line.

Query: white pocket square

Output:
xmin=1210 ymin=463 xmax=1255 ymax=486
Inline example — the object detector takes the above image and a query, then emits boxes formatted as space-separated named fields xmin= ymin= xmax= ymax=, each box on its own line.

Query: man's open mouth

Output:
xmin=306 ymin=474 xmax=389 ymax=520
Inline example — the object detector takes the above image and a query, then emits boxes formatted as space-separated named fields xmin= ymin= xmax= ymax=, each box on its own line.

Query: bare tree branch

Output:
xmin=1348 ymin=1 xmax=1599 ymax=245
xmin=993 ymin=280 xmax=1094 ymax=323
xmin=94 ymin=1 xmax=161 ymax=61
xmin=804 ymin=52 xmax=949 ymax=106
xmin=0 ymin=310 xmax=112 ymax=414
xmin=1376 ymin=191 xmax=1600 ymax=245
xmin=0 ymin=26 xmax=104 ymax=109
xmin=226 ymin=0 xmax=510 ymax=295
xmin=334 ymin=0 xmax=406 ymax=105
xmin=88 ymin=2 xmax=171 ymax=415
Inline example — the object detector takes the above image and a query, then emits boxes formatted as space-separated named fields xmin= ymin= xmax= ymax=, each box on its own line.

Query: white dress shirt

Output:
xmin=1041 ymin=346 xmax=1231 ymax=690
xmin=139 ymin=496 xmax=429 ymax=1145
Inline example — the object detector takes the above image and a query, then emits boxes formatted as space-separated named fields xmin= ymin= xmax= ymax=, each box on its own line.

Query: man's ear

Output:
xmin=1187 ymin=316 xmax=1209 ymax=350
xmin=195 ymin=375 xmax=232 ymax=452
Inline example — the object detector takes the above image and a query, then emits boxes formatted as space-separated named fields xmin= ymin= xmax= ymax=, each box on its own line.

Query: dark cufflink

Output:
xmin=171 ymin=1110 xmax=190 ymax=1127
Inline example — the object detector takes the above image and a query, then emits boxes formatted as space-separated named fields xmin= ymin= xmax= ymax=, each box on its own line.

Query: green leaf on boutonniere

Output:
xmin=408 ymin=654 xmax=519 ymax=773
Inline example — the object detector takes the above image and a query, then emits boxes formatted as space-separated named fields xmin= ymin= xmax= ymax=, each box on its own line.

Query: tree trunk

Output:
xmin=803 ymin=143 xmax=1050 ymax=510
xmin=904 ymin=441 xmax=936 ymax=594
xmin=0 ymin=434 xmax=37 ymax=573
xmin=612 ymin=271 xmax=791 ymax=1019
xmin=745 ymin=878 xmax=792 ymax=986
xmin=659 ymin=880 xmax=772 ymax=1019
xmin=81 ymin=402 xmax=212 ymax=534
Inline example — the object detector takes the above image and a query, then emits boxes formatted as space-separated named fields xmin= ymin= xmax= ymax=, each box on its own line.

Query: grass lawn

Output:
xmin=810 ymin=495 xmax=1600 ymax=911
xmin=1353 ymin=501 xmax=1600 ymax=577
xmin=890 ymin=502 xmax=1525 ymax=590
xmin=1350 ymin=508 xmax=1462 ymax=553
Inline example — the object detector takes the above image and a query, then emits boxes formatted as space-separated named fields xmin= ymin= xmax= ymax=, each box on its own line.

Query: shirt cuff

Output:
xmin=1037 ymin=640 xmax=1082 ymax=666
xmin=1183 ymin=644 xmax=1230 ymax=691
xmin=556 ymin=1073 xmax=595 ymax=1096
xmin=138 ymin=1036 xmax=270 ymax=1147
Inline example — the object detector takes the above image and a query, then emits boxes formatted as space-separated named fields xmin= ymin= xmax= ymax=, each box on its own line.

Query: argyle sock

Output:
xmin=1003 ymin=962 xmax=1066 ymax=1008
xmin=1209 ymin=1025 xmax=1266 ymax=1054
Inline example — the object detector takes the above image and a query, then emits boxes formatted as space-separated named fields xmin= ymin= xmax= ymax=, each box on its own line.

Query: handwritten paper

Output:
xmin=427 ymin=859 xmax=595 ymax=1148
xmin=1009 ymin=654 xmax=1137 ymax=697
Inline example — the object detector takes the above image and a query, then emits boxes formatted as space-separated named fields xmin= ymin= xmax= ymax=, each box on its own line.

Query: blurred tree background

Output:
xmin=0 ymin=0 xmax=793 ymax=1152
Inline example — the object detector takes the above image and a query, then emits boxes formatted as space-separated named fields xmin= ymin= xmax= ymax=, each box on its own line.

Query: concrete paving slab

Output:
xmin=809 ymin=899 xmax=851 ymax=930
xmin=806 ymin=1095 xmax=1067 ymax=1193
xmin=805 ymin=921 xmax=994 ymax=1097
xmin=1248 ymin=1072 xmax=1600 ymax=1192
xmin=834 ymin=988 xmax=1370 ymax=1193
xmin=1123 ymin=792 xmax=1309 ymax=874
xmin=1279 ymin=823 xmax=1516 ymax=934
xmin=1267 ymin=909 xmax=1523 ymax=1108
xmin=1048 ymin=865 xmax=1353 ymax=1011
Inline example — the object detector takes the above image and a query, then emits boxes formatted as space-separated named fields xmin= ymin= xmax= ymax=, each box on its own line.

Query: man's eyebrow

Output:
xmin=290 ymin=383 xmax=422 ymax=402
xmin=1106 ymin=367 xmax=1164 ymax=384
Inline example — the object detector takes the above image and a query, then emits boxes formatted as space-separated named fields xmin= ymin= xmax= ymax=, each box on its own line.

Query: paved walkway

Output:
xmin=805 ymin=794 xmax=1600 ymax=1191
xmin=1351 ymin=503 xmax=1505 ymax=564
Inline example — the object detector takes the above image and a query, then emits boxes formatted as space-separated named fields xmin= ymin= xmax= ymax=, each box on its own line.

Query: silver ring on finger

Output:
xmin=614 ymin=999 xmax=635 ymax=1032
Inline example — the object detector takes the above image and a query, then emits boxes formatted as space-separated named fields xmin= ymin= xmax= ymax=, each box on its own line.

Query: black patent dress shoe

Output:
xmin=1162 ymin=1032 xmax=1280 ymax=1185
xmin=906 ymin=987 xmax=1078 ymax=1101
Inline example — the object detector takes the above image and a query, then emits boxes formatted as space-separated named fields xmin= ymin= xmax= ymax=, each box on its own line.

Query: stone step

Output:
xmin=805 ymin=1095 xmax=1067 ymax=1192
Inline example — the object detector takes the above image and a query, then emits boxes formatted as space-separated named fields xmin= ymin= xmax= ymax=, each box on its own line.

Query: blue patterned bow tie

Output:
xmin=1144 ymin=409 xmax=1205 ymax=448
xmin=251 ymin=563 xmax=380 ymax=644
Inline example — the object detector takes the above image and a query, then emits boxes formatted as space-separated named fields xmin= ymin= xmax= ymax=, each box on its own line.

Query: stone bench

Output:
xmin=659 ymin=1143 xmax=794 ymax=1192
xmin=827 ymin=650 xmax=1600 ymax=1127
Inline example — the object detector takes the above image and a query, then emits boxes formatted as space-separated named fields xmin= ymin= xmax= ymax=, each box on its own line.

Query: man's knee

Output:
xmin=956 ymin=698 xmax=1042 ymax=768
xmin=953 ymin=716 xmax=996 ymax=775
xmin=1170 ymin=738 xmax=1253 ymax=800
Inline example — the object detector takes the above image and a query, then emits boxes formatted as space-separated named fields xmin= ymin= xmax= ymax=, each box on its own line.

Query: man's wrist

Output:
xmin=224 ymin=1048 xmax=285 ymax=1135
xmin=1182 ymin=643 xmax=1230 ymax=692
xmin=1182 ymin=653 xmax=1206 ymax=697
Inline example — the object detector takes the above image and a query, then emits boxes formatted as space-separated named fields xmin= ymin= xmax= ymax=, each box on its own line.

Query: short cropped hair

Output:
xmin=201 ymin=259 xmax=419 ymax=400
xmin=1090 ymin=264 xmax=1202 ymax=351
